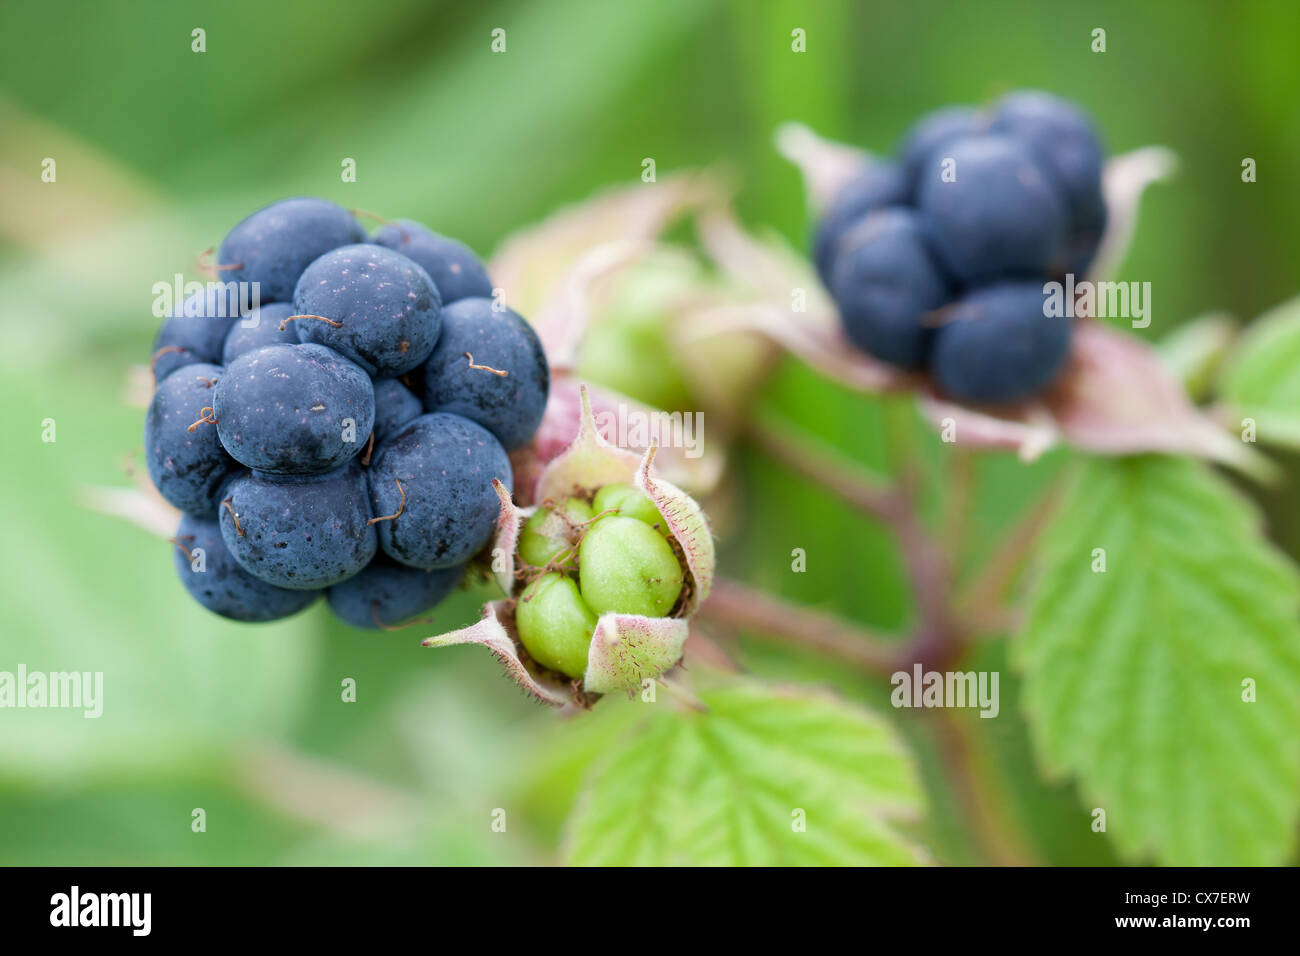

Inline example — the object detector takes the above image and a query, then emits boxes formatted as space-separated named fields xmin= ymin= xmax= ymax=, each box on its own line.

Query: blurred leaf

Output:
xmin=727 ymin=639 xmax=981 ymax=864
xmin=566 ymin=681 xmax=927 ymax=865
xmin=0 ymin=368 xmax=315 ymax=783
xmin=1158 ymin=312 xmax=1236 ymax=401
xmin=575 ymin=251 xmax=702 ymax=411
xmin=1218 ymin=295 xmax=1300 ymax=447
xmin=230 ymin=739 xmax=538 ymax=867
xmin=279 ymin=823 xmax=529 ymax=866
xmin=0 ymin=771 xmax=309 ymax=865
xmin=958 ymin=640 xmax=1122 ymax=866
xmin=283 ymin=583 xmax=522 ymax=784
xmin=0 ymin=2 xmax=433 ymax=183
xmin=514 ymin=699 xmax=647 ymax=845
xmin=0 ymin=0 xmax=722 ymax=372
xmin=1017 ymin=455 xmax=1300 ymax=864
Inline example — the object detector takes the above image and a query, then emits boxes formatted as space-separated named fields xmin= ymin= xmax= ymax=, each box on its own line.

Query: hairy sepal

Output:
xmin=635 ymin=446 xmax=715 ymax=613
xmin=421 ymin=601 xmax=572 ymax=708
xmin=582 ymin=613 xmax=690 ymax=697
xmin=918 ymin=321 xmax=1272 ymax=478
xmin=428 ymin=386 xmax=715 ymax=705
xmin=535 ymin=384 xmax=644 ymax=504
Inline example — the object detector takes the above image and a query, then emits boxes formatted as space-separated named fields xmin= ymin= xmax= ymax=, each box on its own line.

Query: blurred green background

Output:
xmin=1 ymin=0 xmax=1297 ymax=865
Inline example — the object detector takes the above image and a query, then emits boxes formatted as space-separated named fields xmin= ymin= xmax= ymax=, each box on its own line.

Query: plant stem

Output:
xmin=737 ymin=411 xmax=1054 ymax=866
xmin=929 ymin=710 xmax=1041 ymax=866
xmin=746 ymin=414 xmax=962 ymax=664
xmin=698 ymin=578 xmax=901 ymax=675
xmin=944 ymin=447 xmax=975 ymax=568
xmin=747 ymin=413 xmax=896 ymax=518
xmin=956 ymin=479 xmax=1063 ymax=636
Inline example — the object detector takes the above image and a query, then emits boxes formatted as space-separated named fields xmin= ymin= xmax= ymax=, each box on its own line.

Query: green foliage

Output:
xmin=514 ymin=699 xmax=649 ymax=844
xmin=566 ymin=683 xmax=927 ymax=865
xmin=1218 ymin=296 xmax=1300 ymax=447
xmin=0 ymin=369 xmax=315 ymax=783
xmin=0 ymin=772 xmax=309 ymax=865
xmin=1018 ymin=455 xmax=1300 ymax=864
xmin=575 ymin=257 xmax=700 ymax=412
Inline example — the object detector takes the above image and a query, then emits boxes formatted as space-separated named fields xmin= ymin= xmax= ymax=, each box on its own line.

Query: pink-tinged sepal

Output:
xmin=775 ymin=123 xmax=873 ymax=216
xmin=421 ymin=602 xmax=573 ymax=708
xmin=635 ymin=445 xmax=715 ymax=612
xmin=519 ymin=378 xmax=724 ymax=507
xmin=681 ymin=203 xmax=909 ymax=396
xmin=918 ymin=321 xmax=1271 ymax=476
xmin=1090 ymin=146 xmax=1179 ymax=283
xmin=686 ymin=301 xmax=909 ymax=395
xmin=489 ymin=170 xmax=724 ymax=331
xmin=583 ymin=613 xmax=690 ymax=696
xmin=488 ymin=478 xmax=526 ymax=595
xmin=534 ymin=384 xmax=644 ymax=504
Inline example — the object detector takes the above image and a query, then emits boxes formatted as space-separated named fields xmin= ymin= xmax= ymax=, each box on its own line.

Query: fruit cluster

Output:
xmin=815 ymin=90 xmax=1106 ymax=403
xmin=146 ymin=198 xmax=548 ymax=627
xmin=515 ymin=483 xmax=685 ymax=679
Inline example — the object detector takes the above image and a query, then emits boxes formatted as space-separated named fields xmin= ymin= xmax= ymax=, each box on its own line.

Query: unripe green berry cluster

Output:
xmin=515 ymin=483 xmax=684 ymax=679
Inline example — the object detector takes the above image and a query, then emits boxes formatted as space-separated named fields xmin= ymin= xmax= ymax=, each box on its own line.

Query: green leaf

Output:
xmin=1218 ymin=295 xmax=1300 ymax=447
xmin=515 ymin=698 xmax=648 ymax=845
xmin=1158 ymin=312 xmax=1236 ymax=402
xmin=1017 ymin=455 xmax=1300 ymax=864
xmin=565 ymin=682 xmax=927 ymax=865
xmin=0 ymin=771 xmax=311 ymax=865
xmin=0 ymin=368 xmax=316 ymax=783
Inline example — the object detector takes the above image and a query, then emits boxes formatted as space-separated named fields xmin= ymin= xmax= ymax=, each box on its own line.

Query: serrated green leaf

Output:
xmin=1017 ymin=455 xmax=1300 ymax=864
xmin=564 ymin=682 xmax=927 ymax=865
xmin=1218 ymin=295 xmax=1300 ymax=447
